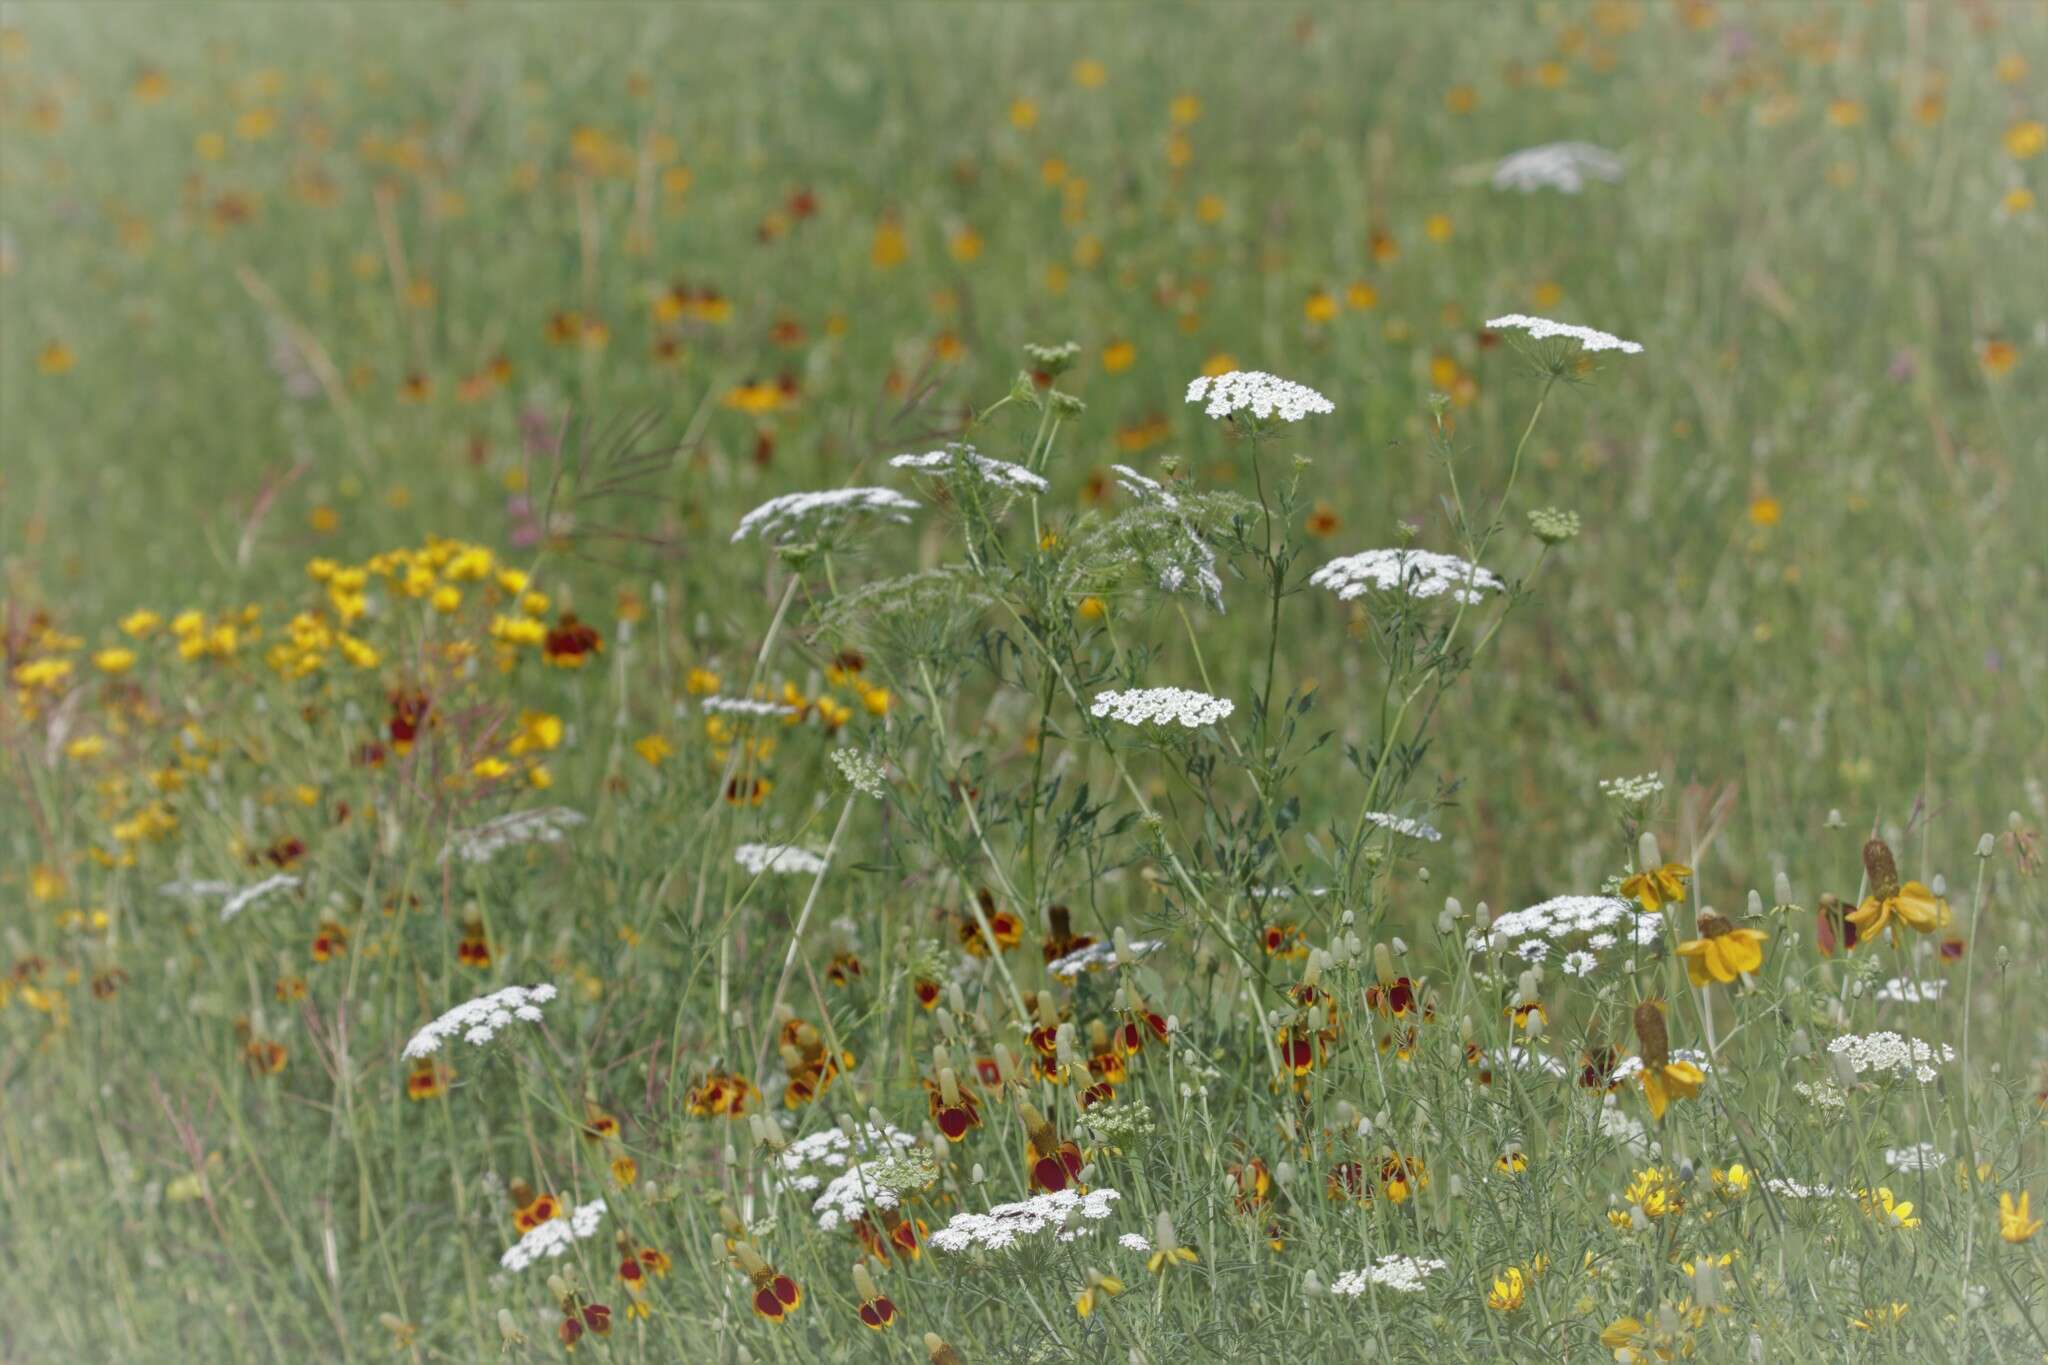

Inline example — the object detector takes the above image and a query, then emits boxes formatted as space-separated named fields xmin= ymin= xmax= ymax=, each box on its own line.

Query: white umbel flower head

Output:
xmin=499 ymin=1197 xmax=606 ymax=1272
xmin=206 ymin=874 xmax=303 ymax=923
xmin=1047 ymin=938 xmax=1164 ymax=979
xmin=731 ymin=487 xmax=920 ymax=545
xmin=1310 ymin=548 xmax=1504 ymax=605
xmin=1184 ymin=370 xmax=1334 ymax=422
xmin=1363 ymin=812 xmax=1442 ymax=842
xmin=889 ymin=443 xmax=1049 ymax=494
xmin=734 ymin=843 xmax=828 ymax=877
xmin=696 ymin=696 xmax=801 ymax=718
xmin=403 ymin=983 xmax=557 ymax=1058
xmin=1490 ymin=142 xmax=1623 ymax=194
xmin=1328 ymin=1254 xmax=1450 ymax=1296
xmin=1090 ymin=686 xmax=1235 ymax=729
xmin=1485 ymin=313 xmax=1643 ymax=355
xmin=439 ymin=807 xmax=586 ymax=866
xmin=1826 ymin=1031 xmax=1954 ymax=1084
xmin=928 ymin=1188 xmax=1122 ymax=1253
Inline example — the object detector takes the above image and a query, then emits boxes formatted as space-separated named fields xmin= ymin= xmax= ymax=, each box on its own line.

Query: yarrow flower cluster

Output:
xmin=1184 ymin=370 xmax=1334 ymax=422
xmin=438 ymin=807 xmax=586 ymax=866
xmin=1469 ymin=895 xmax=1657 ymax=956
xmin=1363 ymin=811 xmax=1443 ymax=842
xmin=1490 ymin=142 xmax=1623 ymax=194
xmin=500 ymin=1197 xmax=606 ymax=1272
xmin=1047 ymin=938 xmax=1164 ymax=978
xmin=1329 ymin=1254 xmax=1450 ymax=1296
xmin=1090 ymin=686 xmax=1235 ymax=729
xmin=731 ymin=487 xmax=919 ymax=545
xmin=928 ymin=1188 xmax=1121 ymax=1252
xmin=1309 ymin=548 xmax=1504 ymax=605
xmin=1485 ymin=313 xmax=1644 ymax=355
xmin=1827 ymin=1031 xmax=1955 ymax=1084
xmin=1884 ymin=1143 xmax=1948 ymax=1173
xmin=889 ymin=443 xmax=1049 ymax=493
xmin=770 ymin=1123 xmax=917 ymax=1195
xmin=734 ymin=843 xmax=829 ymax=877
xmin=697 ymin=696 xmax=800 ymax=717
xmin=402 ymin=983 xmax=557 ymax=1057
xmin=1598 ymin=773 xmax=1665 ymax=805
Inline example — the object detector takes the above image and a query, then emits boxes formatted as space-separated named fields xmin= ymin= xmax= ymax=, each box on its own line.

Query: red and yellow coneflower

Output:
xmin=1846 ymin=838 xmax=1950 ymax=943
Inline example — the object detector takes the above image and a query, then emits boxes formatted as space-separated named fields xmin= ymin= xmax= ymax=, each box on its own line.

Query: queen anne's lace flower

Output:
xmin=500 ymin=1198 xmax=606 ymax=1272
xmin=1884 ymin=1143 xmax=1948 ymax=1173
xmin=1309 ymin=549 xmax=1504 ymax=605
xmin=890 ymin=443 xmax=1049 ymax=493
xmin=1876 ymin=977 xmax=1944 ymax=1004
xmin=733 ymin=843 xmax=828 ymax=877
xmin=403 ymin=984 xmax=557 ymax=1057
xmin=1490 ymin=142 xmax=1623 ymax=194
xmin=928 ymin=1188 xmax=1121 ymax=1252
xmin=1826 ymin=1031 xmax=1954 ymax=1083
xmin=1047 ymin=938 xmax=1164 ymax=978
xmin=181 ymin=874 xmax=303 ymax=924
xmin=1329 ymin=1254 xmax=1449 ymax=1296
xmin=1610 ymin=1049 xmax=1712 ymax=1082
xmin=696 ymin=696 xmax=800 ymax=717
xmin=1363 ymin=812 xmax=1442 ymax=842
xmin=811 ymin=1164 xmax=903 ymax=1230
xmin=1485 ymin=313 xmax=1644 ymax=355
xmin=1109 ymin=464 xmax=1225 ymax=610
xmin=439 ymin=808 xmax=586 ymax=866
xmin=731 ymin=487 xmax=919 ymax=545
xmin=1469 ymin=895 xmax=1656 ymax=954
xmin=1763 ymin=1178 xmax=1841 ymax=1199
xmin=769 ymin=1123 xmax=917 ymax=1195
xmin=1184 ymin=370 xmax=1334 ymax=422
xmin=1091 ymin=686 xmax=1234 ymax=729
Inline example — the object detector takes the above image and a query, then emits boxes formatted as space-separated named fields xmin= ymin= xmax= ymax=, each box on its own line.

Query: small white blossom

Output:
xmin=1491 ymin=142 xmax=1623 ymax=194
xmin=890 ymin=443 xmax=1049 ymax=493
xmin=770 ymin=1123 xmax=917 ymax=1195
xmin=439 ymin=808 xmax=586 ymax=866
xmin=734 ymin=843 xmax=828 ymax=877
xmin=1184 ymin=370 xmax=1334 ymax=422
xmin=1561 ymin=950 xmax=1599 ymax=977
xmin=1598 ymin=773 xmax=1665 ymax=805
xmin=499 ymin=1198 xmax=606 ymax=1272
xmin=1328 ymin=1254 xmax=1450 ymax=1297
xmin=1309 ymin=548 xmax=1504 ymax=605
xmin=1047 ymin=938 xmax=1165 ymax=978
xmin=1091 ymin=686 xmax=1235 ymax=730
xmin=1364 ymin=812 xmax=1443 ymax=842
xmin=731 ymin=487 xmax=919 ymax=545
xmin=1485 ymin=313 xmax=1643 ymax=355
xmin=186 ymin=874 xmax=303 ymax=924
xmin=811 ymin=1163 xmax=902 ymax=1231
xmin=696 ymin=696 xmax=800 ymax=718
xmin=1884 ymin=1143 xmax=1948 ymax=1173
xmin=1117 ymin=1232 xmax=1152 ymax=1253
xmin=1826 ymin=1031 xmax=1954 ymax=1084
xmin=1875 ymin=977 xmax=1945 ymax=1004
xmin=1762 ymin=1178 xmax=1842 ymax=1199
xmin=928 ymin=1188 xmax=1122 ymax=1253
xmin=403 ymin=984 xmax=557 ymax=1058
xmin=831 ymin=748 xmax=888 ymax=798
xmin=1470 ymin=895 xmax=1654 ymax=955
xmin=1610 ymin=1050 xmax=1712 ymax=1082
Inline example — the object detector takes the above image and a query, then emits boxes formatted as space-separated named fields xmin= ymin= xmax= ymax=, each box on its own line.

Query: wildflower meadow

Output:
xmin=5 ymin=4 xmax=2048 ymax=1361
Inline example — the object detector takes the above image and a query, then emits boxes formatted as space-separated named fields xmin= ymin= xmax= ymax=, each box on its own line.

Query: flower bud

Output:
xmin=1978 ymin=832 xmax=1996 ymax=858
xmin=1638 ymin=831 xmax=1662 ymax=869
xmin=1774 ymin=871 xmax=1793 ymax=904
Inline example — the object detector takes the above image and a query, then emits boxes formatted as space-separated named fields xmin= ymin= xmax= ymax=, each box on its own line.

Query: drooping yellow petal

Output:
xmin=1721 ymin=930 xmax=1766 ymax=974
xmin=1893 ymin=884 xmax=1950 ymax=931
xmin=1642 ymin=1070 xmax=1669 ymax=1121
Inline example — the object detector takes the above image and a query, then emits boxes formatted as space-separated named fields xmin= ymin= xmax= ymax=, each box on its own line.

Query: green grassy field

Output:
xmin=4 ymin=2 xmax=2047 ymax=1360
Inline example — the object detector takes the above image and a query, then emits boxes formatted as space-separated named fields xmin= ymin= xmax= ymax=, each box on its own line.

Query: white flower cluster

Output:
xmin=770 ymin=1123 xmax=917 ymax=1195
xmin=1488 ymin=1046 xmax=1570 ymax=1078
xmin=1826 ymin=1031 xmax=1954 ymax=1084
xmin=1875 ymin=977 xmax=1945 ymax=1004
xmin=1047 ymin=938 xmax=1164 ymax=979
xmin=1091 ymin=686 xmax=1234 ymax=730
xmin=929 ymin=1188 xmax=1121 ymax=1253
xmin=1110 ymin=463 xmax=1181 ymax=510
xmin=1309 ymin=549 xmax=1504 ymax=605
xmin=831 ymin=748 xmax=888 ymax=798
xmin=1884 ymin=1143 xmax=1948 ymax=1173
xmin=161 ymin=878 xmax=236 ymax=901
xmin=439 ymin=807 xmax=586 ymax=866
xmin=1762 ymin=1178 xmax=1841 ymax=1200
xmin=734 ymin=843 xmax=828 ymax=877
xmin=697 ymin=696 xmax=800 ymax=717
xmin=1490 ymin=142 xmax=1623 ymax=194
xmin=811 ymin=1163 xmax=903 ymax=1230
xmin=1485 ymin=313 xmax=1643 ymax=355
xmin=403 ymin=984 xmax=557 ymax=1058
xmin=186 ymin=875 xmax=305 ymax=929
xmin=1184 ymin=370 xmax=1334 ymax=422
xmin=499 ymin=1198 xmax=606 ymax=1272
xmin=1794 ymin=1079 xmax=1848 ymax=1111
xmin=731 ymin=487 xmax=920 ymax=545
xmin=1329 ymin=1254 xmax=1450 ymax=1297
xmin=1468 ymin=895 xmax=1656 ymax=958
xmin=1363 ymin=811 xmax=1443 ymax=842
xmin=890 ymin=444 xmax=1049 ymax=494
xmin=1597 ymin=1099 xmax=1657 ymax=1157
xmin=1118 ymin=1232 xmax=1153 ymax=1253
xmin=1598 ymin=773 xmax=1665 ymax=805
